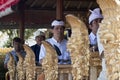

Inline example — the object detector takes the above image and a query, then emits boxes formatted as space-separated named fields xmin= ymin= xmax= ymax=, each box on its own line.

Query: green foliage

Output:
xmin=1 ymin=29 xmax=18 ymax=47
xmin=3 ymin=40 xmax=12 ymax=47
xmin=1 ymin=29 xmax=37 ymax=47
xmin=24 ymin=29 xmax=36 ymax=39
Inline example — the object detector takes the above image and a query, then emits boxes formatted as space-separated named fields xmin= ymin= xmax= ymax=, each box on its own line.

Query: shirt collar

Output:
xmin=51 ymin=37 xmax=57 ymax=43
xmin=51 ymin=37 xmax=65 ymax=43
xmin=90 ymin=32 xmax=97 ymax=40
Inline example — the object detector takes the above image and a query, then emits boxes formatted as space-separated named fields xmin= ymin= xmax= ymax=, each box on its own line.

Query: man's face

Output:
xmin=35 ymin=35 xmax=45 ymax=45
xmin=89 ymin=18 xmax=102 ymax=33
xmin=52 ymin=25 xmax=64 ymax=38
xmin=13 ymin=41 xmax=21 ymax=52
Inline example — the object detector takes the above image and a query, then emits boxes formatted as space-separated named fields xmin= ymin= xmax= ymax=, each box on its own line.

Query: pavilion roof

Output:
xmin=0 ymin=0 xmax=99 ymax=29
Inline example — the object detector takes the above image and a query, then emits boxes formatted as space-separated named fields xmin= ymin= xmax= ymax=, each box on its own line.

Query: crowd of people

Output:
xmin=3 ymin=7 xmax=106 ymax=80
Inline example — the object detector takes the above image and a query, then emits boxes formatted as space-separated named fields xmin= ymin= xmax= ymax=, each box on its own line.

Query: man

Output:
xmin=89 ymin=8 xmax=103 ymax=52
xmin=4 ymin=37 xmax=26 ymax=69
xmin=88 ymin=8 xmax=107 ymax=80
xmin=31 ymin=31 xmax=45 ymax=66
xmin=39 ymin=20 xmax=71 ymax=64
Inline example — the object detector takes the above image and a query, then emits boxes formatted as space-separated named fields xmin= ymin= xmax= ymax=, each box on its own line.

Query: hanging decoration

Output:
xmin=0 ymin=0 xmax=20 ymax=18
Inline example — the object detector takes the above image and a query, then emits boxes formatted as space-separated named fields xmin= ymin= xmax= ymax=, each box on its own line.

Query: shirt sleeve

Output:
xmin=39 ymin=44 xmax=46 ymax=62
xmin=4 ymin=53 xmax=10 ymax=64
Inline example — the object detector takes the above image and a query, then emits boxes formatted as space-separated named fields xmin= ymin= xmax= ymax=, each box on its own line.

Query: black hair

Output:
xmin=51 ymin=26 xmax=65 ymax=29
xmin=13 ymin=37 xmax=22 ymax=43
xmin=35 ymin=35 xmax=46 ymax=40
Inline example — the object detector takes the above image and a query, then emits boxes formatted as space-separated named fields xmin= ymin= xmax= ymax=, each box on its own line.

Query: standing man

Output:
xmin=31 ymin=31 xmax=45 ymax=66
xmin=39 ymin=20 xmax=71 ymax=64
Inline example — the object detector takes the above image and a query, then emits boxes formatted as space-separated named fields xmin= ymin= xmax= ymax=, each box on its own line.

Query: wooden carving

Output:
xmin=16 ymin=52 xmax=25 ymax=80
xmin=23 ymin=45 xmax=36 ymax=80
xmin=66 ymin=14 xmax=90 ymax=80
xmin=97 ymin=0 xmax=120 ymax=79
xmin=7 ymin=53 xmax=16 ymax=80
xmin=37 ymin=72 xmax=45 ymax=80
xmin=42 ymin=41 xmax=58 ymax=80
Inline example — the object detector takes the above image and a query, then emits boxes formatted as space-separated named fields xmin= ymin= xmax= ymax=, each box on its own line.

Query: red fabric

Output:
xmin=0 ymin=0 xmax=20 ymax=11
xmin=0 ymin=0 xmax=8 ymax=5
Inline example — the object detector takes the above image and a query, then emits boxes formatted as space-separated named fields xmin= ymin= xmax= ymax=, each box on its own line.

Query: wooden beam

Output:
xmin=17 ymin=1 xmax=25 ymax=41
xmin=19 ymin=11 xmax=25 ymax=40
xmin=0 ymin=10 xmax=56 ymax=26
xmin=30 ymin=0 xmax=39 ymax=7
xmin=25 ymin=6 xmax=99 ymax=12
xmin=56 ymin=0 xmax=63 ymax=20
xmin=64 ymin=0 xmax=96 ymax=1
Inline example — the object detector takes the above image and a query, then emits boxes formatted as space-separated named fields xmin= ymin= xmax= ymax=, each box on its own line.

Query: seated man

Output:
xmin=4 ymin=37 xmax=26 ymax=69
xmin=31 ymin=31 xmax=45 ymax=66
xmin=39 ymin=20 xmax=71 ymax=65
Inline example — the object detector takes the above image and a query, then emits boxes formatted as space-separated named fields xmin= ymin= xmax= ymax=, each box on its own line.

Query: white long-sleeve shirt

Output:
xmin=89 ymin=32 xmax=97 ymax=45
xmin=39 ymin=37 xmax=71 ymax=64
xmin=4 ymin=50 xmax=26 ymax=65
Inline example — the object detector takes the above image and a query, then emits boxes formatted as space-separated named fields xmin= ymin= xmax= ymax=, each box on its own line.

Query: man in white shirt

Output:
xmin=39 ymin=20 xmax=71 ymax=64
xmin=89 ymin=8 xmax=103 ymax=52
xmin=88 ymin=8 xmax=107 ymax=80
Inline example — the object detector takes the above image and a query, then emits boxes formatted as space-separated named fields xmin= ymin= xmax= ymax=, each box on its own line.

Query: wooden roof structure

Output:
xmin=0 ymin=0 xmax=99 ymax=39
xmin=0 ymin=0 xmax=99 ymax=29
